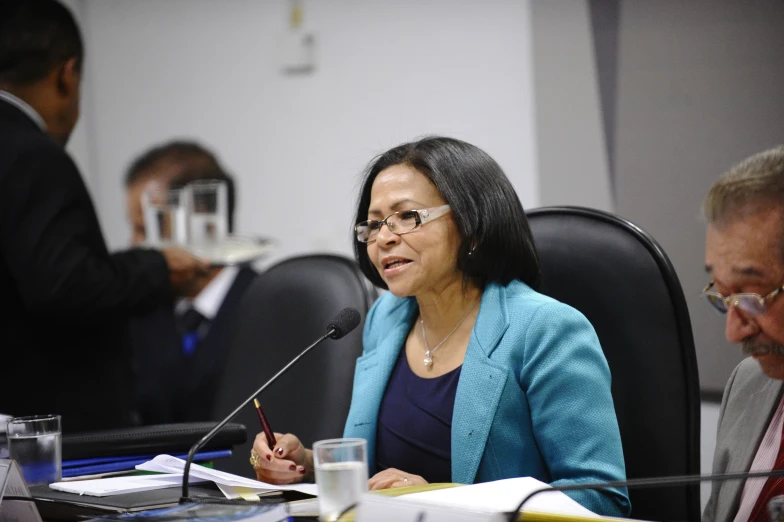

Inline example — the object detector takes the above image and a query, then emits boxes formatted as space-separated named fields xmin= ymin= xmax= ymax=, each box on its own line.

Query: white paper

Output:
xmin=356 ymin=493 xmax=508 ymax=522
xmin=401 ymin=477 xmax=600 ymax=518
xmin=48 ymin=473 xmax=204 ymax=497
xmin=136 ymin=455 xmax=318 ymax=496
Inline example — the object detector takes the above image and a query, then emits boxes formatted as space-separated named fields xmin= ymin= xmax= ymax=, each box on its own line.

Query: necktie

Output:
xmin=176 ymin=307 xmax=208 ymax=356
xmin=749 ymin=422 xmax=784 ymax=521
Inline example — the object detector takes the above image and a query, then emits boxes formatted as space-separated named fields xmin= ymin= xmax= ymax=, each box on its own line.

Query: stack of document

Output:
xmin=351 ymin=478 xmax=632 ymax=522
xmin=50 ymin=474 xmax=204 ymax=497
xmin=50 ymin=455 xmax=318 ymax=502
xmin=294 ymin=477 xmax=616 ymax=521
xmin=399 ymin=477 xmax=601 ymax=518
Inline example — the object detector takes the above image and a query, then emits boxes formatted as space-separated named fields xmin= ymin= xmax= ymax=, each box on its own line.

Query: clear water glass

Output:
xmin=186 ymin=181 xmax=228 ymax=245
xmin=141 ymin=187 xmax=187 ymax=246
xmin=6 ymin=414 xmax=62 ymax=486
xmin=313 ymin=438 xmax=368 ymax=522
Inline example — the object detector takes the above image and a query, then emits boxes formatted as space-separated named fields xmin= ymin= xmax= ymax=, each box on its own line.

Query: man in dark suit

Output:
xmin=0 ymin=1 xmax=208 ymax=431
xmin=124 ymin=142 xmax=257 ymax=423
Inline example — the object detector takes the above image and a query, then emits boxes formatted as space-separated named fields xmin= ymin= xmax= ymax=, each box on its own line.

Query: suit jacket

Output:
xmin=703 ymin=357 xmax=784 ymax=522
xmin=343 ymin=280 xmax=631 ymax=517
xmin=130 ymin=266 xmax=257 ymax=424
xmin=0 ymin=98 xmax=170 ymax=432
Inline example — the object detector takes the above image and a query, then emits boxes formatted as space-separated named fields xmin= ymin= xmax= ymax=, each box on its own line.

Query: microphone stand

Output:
xmin=180 ymin=328 xmax=335 ymax=500
xmin=507 ymin=469 xmax=784 ymax=522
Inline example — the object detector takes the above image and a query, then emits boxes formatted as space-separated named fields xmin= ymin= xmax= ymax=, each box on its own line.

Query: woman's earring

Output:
xmin=468 ymin=245 xmax=476 ymax=257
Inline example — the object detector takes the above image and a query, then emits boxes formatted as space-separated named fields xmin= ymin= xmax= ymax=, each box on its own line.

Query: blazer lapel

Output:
xmin=719 ymin=374 xmax=784 ymax=518
xmin=451 ymin=283 xmax=510 ymax=484
xmin=345 ymin=299 xmax=417 ymax=473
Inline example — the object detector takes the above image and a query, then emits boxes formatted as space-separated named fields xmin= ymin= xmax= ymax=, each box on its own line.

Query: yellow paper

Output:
xmin=233 ymin=486 xmax=261 ymax=502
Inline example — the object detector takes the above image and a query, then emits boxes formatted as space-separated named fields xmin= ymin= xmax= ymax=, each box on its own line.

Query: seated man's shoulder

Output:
xmin=735 ymin=356 xmax=765 ymax=378
xmin=726 ymin=357 xmax=772 ymax=400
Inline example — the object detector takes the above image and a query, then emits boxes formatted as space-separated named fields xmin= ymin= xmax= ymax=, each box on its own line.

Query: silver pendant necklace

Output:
xmin=420 ymin=299 xmax=479 ymax=368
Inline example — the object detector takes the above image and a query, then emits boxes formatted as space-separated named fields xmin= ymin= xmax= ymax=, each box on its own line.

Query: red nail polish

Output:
xmin=266 ymin=454 xmax=271 ymax=461
xmin=276 ymin=448 xmax=284 ymax=456
xmin=289 ymin=464 xmax=296 ymax=471
xmin=299 ymin=468 xmax=306 ymax=475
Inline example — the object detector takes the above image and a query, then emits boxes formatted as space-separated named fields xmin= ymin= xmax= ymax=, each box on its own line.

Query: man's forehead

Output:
xmin=705 ymin=213 xmax=784 ymax=279
xmin=140 ymin=178 xmax=167 ymax=192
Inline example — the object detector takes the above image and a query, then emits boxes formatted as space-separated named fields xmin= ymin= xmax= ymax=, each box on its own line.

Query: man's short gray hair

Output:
xmin=703 ymin=146 xmax=784 ymax=226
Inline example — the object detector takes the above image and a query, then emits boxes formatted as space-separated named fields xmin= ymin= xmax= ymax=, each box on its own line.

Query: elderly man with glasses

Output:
xmin=702 ymin=146 xmax=784 ymax=522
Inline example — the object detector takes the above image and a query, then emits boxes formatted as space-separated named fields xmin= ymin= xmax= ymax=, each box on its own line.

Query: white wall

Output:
xmin=80 ymin=0 xmax=538 ymax=262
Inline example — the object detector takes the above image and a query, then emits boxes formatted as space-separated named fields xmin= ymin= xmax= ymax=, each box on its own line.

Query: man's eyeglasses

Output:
xmin=355 ymin=205 xmax=451 ymax=244
xmin=702 ymin=281 xmax=784 ymax=317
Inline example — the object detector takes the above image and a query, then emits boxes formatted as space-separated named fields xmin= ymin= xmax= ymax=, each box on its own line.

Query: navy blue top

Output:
xmin=375 ymin=348 xmax=462 ymax=483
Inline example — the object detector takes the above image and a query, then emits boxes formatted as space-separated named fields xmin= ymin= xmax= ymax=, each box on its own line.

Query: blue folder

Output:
xmin=61 ymin=449 xmax=232 ymax=478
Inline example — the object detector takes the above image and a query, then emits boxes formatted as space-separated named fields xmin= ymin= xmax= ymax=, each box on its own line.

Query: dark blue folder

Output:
xmin=61 ymin=449 xmax=232 ymax=478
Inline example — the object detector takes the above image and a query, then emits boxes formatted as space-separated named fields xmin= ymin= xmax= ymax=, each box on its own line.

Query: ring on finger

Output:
xmin=249 ymin=451 xmax=260 ymax=468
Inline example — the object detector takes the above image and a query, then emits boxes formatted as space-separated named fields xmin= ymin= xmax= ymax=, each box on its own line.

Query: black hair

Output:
xmin=353 ymin=136 xmax=541 ymax=291
xmin=125 ymin=141 xmax=224 ymax=187
xmin=0 ymin=1 xmax=84 ymax=85
xmin=126 ymin=141 xmax=237 ymax=233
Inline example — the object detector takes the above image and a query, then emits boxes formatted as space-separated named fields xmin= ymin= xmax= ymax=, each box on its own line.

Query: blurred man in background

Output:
xmin=124 ymin=141 xmax=257 ymax=423
xmin=702 ymin=146 xmax=784 ymax=521
xmin=0 ymin=1 xmax=207 ymax=431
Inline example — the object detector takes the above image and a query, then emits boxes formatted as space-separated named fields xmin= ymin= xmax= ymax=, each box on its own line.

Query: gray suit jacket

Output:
xmin=703 ymin=358 xmax=784 ymax=522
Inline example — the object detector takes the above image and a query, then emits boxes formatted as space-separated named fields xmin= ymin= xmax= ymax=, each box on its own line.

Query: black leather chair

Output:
xmin=211 ymin=254 xmax=376 ymax=477
xmin=526 ymin=206 xmax=700 ymax=522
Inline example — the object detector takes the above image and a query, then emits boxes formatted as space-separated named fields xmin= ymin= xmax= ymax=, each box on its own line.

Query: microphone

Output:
xmin=505 ymin=469 xmax=784 ymax=522
xmin=327 ymin=307 xmax=361 ymax=339
xmin=180 ymin=307 xmax=361 ymax=500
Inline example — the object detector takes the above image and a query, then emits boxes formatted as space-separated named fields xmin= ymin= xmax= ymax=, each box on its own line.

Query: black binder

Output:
xmin=29 ymin=483 xmax=232 ymax=521
xmin=28 ymin=422 xmax=257 ymax=520
xmin=63 ymin=422 xmax=247 ymax=460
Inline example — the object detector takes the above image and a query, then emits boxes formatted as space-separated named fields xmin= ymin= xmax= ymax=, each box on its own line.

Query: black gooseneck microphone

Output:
xmin=180 ymin=307 xmax=361 ymax=500
xmin=506 ymin=469 xmax=784 ymax=522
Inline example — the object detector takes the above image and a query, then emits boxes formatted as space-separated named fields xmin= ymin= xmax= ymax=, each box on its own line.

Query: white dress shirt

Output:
xmin=175 ymin=265 xmax=240 ymax=322
xmin=0 ymin=90 xmax=46 ymax=130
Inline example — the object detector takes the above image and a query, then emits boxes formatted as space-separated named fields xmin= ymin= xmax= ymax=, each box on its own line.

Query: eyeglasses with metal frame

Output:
xmin=355 ymin=204 xmax=451 ymax=244
xmin=702 ymin=281 xmax=784 ymax=317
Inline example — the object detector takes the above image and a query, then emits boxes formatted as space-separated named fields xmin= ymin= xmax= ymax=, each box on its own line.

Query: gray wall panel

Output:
xmin=613 ymin=0 xmax=784 ymax=393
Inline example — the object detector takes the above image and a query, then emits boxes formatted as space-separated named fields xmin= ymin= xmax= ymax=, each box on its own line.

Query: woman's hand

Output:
xmin=368 ymin=468 xmax=427 ymax=490
xmin=250 ymin=432 xmax=313 ymax=484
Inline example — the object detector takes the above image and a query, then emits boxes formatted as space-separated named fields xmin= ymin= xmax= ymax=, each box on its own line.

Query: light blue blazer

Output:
xmin=343 ymin=280 xmax=631 ymax=517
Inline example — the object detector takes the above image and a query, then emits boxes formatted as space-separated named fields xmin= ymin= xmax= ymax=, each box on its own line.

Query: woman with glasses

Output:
xmin=250 ymin=136 xmax=630 ymax=517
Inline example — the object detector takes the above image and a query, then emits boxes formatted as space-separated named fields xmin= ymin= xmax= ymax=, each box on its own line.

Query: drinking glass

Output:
xmin=186 ymin=181 xmax=228 ymax=245
xmin=141 ymin=187 xmax=187 ymax=246
xmin=6 ymin=414 xmax=62 ymax=486
xmin=313 ymin=438 xmax=368 ymax=522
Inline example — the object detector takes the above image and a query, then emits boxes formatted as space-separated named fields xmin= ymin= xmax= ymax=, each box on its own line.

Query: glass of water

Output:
xmin=313 ymin=438 xmax=368 ymax=522
xmin=186 ymin=180 xmax=228 ymax=245
xmin=6 ymin=414 xmax=62 ymax=486
xmin=141 ymin=187 xmax=187 ymax=246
